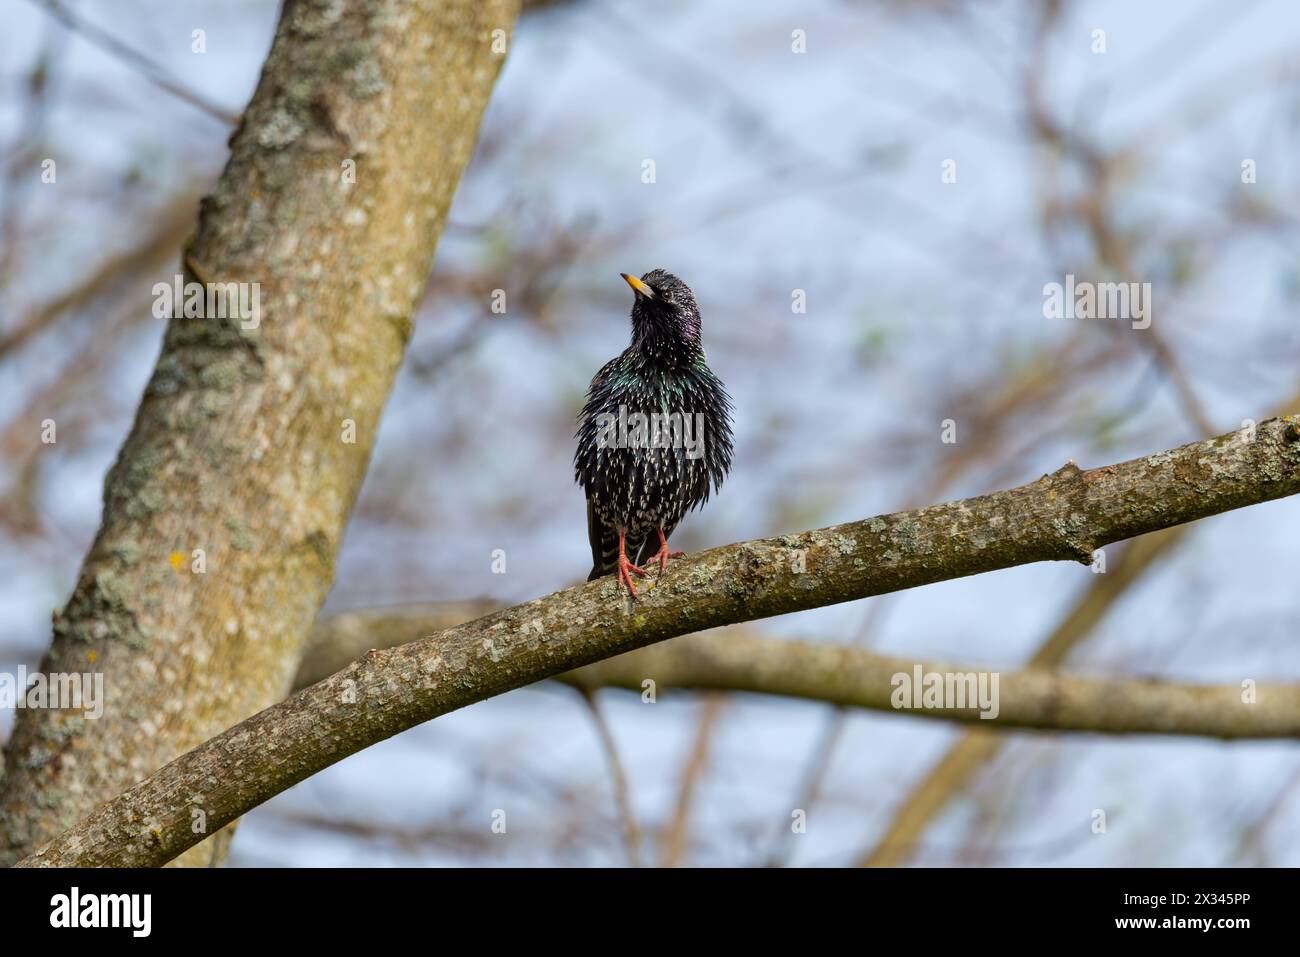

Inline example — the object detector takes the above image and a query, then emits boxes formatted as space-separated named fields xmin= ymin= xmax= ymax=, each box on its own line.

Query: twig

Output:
xmin=660 ymin=694 xmax=724 ymax=868
xmin=576 ymin=687 xmax=641 ymax=867
xmin=29 ymin=0 xmax=240 ymax=125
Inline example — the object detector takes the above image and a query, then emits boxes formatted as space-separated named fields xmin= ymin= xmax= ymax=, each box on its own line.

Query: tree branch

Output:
xmin=303 ymin=609 xmax=1300 ymax=739
xmin=31 ymin=0 xmax=241 ymax=124
xmin=563 ymin=630 xmax=1297 ymax=738
xmin=294 ymin=600 xmax=499 ymax=689
xmin=859 ymin=388 xmax=1300 ymax=867
xmin=17 ymin=416 xmax=1300 ymax=866
xmin=858 ymin=525 xmax=1189 ymax=866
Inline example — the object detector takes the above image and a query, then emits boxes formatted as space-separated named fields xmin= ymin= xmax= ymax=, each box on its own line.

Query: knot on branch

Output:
xmin=1048 ymin=481 xmax=1095 ymax=564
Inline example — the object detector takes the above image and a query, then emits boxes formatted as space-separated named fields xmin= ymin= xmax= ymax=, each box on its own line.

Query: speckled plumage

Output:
xmin=575 ymin=269 xmax=733 ymax=584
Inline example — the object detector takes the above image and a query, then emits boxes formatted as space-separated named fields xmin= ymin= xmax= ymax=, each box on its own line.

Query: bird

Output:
xmin=574 ymin=269 xmax=734 ymax=598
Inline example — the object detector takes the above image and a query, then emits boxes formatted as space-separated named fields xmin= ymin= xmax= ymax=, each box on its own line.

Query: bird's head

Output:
xmin=621 ymin=269 xmax=702 ymax=344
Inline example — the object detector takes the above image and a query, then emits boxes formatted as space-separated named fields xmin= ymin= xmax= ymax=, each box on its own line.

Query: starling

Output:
xmin=575 ymin=269 xmax=734 ymax=598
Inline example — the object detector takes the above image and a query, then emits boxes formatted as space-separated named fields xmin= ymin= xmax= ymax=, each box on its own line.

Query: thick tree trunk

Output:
xmin=0 ymin=0 xmax=519 ymax=866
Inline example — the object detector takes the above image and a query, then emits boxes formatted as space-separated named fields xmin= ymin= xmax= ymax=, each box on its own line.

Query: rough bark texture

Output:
xmin=16 ymin=415 xmax=1300 ymax=867
xmin=0 ymin=0 xmax=518 ymax=867
xmin=295 ymin=601 xmax=498 ymax=688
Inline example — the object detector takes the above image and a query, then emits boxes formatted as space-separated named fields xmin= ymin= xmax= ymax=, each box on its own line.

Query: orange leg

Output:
xmin=616 ymin=528 xmax=648 ymax=599
xmin=645 ymin=526 xmax=685 ymax=578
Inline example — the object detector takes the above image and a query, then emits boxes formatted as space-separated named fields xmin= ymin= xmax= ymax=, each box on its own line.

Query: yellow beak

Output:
xmin=620 ymin=272 xmax=655 ymax=299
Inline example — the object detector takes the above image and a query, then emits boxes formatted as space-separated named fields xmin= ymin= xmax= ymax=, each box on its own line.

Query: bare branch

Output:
xmin=16 ymin=415 xmax=1300 ymax=867
xmin=576 ymin=688 xmax=641 ymax=867
xmin=859 ymin=385 xmax=1300 ymax=867
xmin=658 ymin=694 xmax=724 ymax=868
xmin=29 ymin=0 xmax=240 ymax=125
xmin=306 ymin=610 xmax=1300 ymax=740
xmin=566 ymin=630 xmax=1296 ymax=738
xmin=858 ymin=527 xmax=1188 ymax=866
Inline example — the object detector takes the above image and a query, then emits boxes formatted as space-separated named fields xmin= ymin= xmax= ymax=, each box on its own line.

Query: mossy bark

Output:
xmin=0 ymin=0 xmax=519 ymax=867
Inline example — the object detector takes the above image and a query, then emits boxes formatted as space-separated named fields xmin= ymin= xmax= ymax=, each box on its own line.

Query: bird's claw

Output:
xmin=617 ymin=555 xmax=648 ymax=599
xmin=646 ymin=545 xmax=685 ymax=579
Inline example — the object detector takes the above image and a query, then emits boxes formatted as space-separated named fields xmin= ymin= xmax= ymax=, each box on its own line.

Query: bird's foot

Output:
xmin=644 ymin=545 xmax=685 ymax=579
xmin=648 ymin=527 xmax=686 ymax=579
xmin=617 ymin=554 xmax=647 ymax=599
xmin=616 ymin=529 xmax=648 ymax=599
